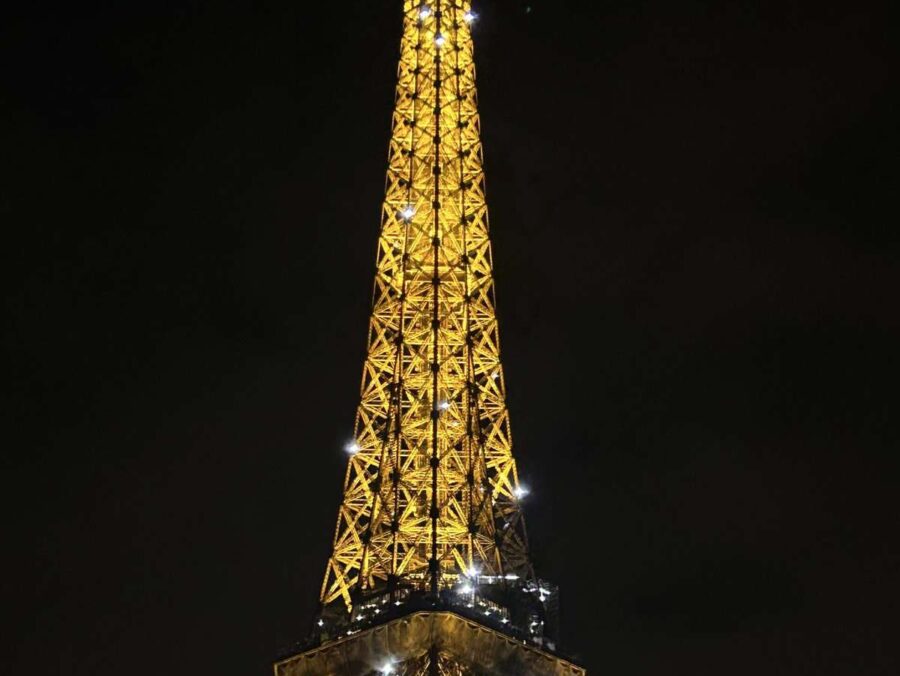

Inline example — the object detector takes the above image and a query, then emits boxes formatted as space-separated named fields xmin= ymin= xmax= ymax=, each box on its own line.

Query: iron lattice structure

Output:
xmin=321 ymin=0 xmax=532 ymax=613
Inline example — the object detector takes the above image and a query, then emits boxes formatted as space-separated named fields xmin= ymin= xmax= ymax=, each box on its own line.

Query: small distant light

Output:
xmin=438 ymin=399 xmax=451 ymax=411
xmin=317 ymin=619 xmax=324 ymax=627
xmin=465 ymin=565 xmax=480 ymax=578
xmin=356 ymin=614 xmax=365 ymax=621
xmin=459 ymin=583 xmax=473 ymax=594
xmin=435 ymin=34 xmax=446 ymax=47
xmin=491 ymin=371 xmax=500 ymax=379
xmin=514 ymin=485 xmax=529 ymax=499
xmin=504 ymin=573 xmax=519 ymax=580
xmin=345 ymin=440 xmax=361 ymax=455
xmin=464 ymin=11 xmax=477 ymax=23
xmin=400 ymin=205 xmax=415 ymax=220
xmin=501 ymin=617 xmax=509 ymax=624
xmin=419 ymin=6 xmax=432 ymax=19
xmin=380 ymin=658 xmax=397 ymax=674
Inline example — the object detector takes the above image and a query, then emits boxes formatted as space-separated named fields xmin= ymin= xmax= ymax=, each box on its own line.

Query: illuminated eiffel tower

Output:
xmin=275 ymin=2 xmax=584 ymax=674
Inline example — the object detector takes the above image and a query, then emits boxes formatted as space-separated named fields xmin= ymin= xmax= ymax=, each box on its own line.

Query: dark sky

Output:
xmin=3 ymin=1 xmax=897 ymax=674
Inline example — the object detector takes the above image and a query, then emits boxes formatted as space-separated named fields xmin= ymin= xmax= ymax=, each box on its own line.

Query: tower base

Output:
xmin=274 ymin=610 xmax=585 ymax=676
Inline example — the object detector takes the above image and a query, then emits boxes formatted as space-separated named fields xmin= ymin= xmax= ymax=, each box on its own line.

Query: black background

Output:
xmin=3 ymin=1 xmax=897 ymax=674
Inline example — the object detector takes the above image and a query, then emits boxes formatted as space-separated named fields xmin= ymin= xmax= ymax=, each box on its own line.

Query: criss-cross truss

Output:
xmin=320 ymin=0 xmax=531 ymax=612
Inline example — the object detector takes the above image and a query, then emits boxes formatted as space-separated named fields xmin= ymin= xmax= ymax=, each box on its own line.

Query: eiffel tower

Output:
xmin=275 ymin=2 xmax=584 ymax=674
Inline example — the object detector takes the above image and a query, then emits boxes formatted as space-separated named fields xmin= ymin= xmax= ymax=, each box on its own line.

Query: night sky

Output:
xmin=3 ymin=1 xmax=897 ymax=674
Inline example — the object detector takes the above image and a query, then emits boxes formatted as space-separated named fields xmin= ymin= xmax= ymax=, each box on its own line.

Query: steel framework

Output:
xmin=320 ymin=0 xmax=532 ymax=613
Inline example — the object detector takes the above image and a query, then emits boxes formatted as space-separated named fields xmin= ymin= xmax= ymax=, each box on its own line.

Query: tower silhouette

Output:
xmin=275 ymin=3 xmax=584 ymax=674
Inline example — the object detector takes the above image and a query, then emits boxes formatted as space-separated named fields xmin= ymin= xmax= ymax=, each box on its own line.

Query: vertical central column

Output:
xmin=428 ymin=0 xmax=443 ymax=598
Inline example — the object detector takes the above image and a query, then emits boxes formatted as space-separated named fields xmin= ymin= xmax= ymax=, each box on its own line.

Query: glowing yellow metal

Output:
xmin=320 ymin=0 xmax=532 ymax=612
xmin=275 ymin=613 xmax=586 ymax=676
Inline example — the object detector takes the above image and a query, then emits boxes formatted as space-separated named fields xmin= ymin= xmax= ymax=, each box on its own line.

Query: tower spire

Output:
xmin=320 ymin=0 xmax=529 ymax=613
xmin=275 ymin=3 xmax=585 ymax=673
